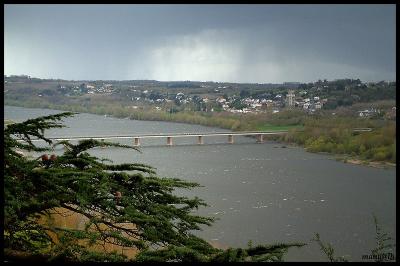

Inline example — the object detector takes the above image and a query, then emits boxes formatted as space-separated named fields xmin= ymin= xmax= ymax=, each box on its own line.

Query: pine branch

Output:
xmin=312 ymin=233 xmax=348 ymax=262
xmin=5 ymin=113 xmax=306 ymax=262
xmin=371 ymin=214 xmax=396 ymax=262
xmin=5 ymin=112 xmax=75 ymax=146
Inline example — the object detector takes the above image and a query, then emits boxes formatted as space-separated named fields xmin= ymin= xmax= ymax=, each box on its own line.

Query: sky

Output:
xmin=4 ymin=4 xmax=396 ymax=83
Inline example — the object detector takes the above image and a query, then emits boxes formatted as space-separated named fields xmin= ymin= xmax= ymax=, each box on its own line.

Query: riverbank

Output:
xmin=4 ymin=100 xmax=305 ymax=132
xmin=5 ymin=103 xmax=396 ymax=167
xmin=336 ymin=157 xmax=396 ymax=169
xmin=286 ymin=143 xmax=396 ymax=169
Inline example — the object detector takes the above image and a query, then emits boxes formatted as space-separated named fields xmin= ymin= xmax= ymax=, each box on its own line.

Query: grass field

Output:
xmin=256 ymin=123 xmax=304 ymax=131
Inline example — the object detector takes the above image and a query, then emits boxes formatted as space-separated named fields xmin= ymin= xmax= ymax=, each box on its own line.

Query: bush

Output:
xmin=373 ymin=151 xmax=387 ymax=161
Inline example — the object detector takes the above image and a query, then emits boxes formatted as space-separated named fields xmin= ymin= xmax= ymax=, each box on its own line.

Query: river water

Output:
xmin=4 ymin=105 xmax=396 ymax=262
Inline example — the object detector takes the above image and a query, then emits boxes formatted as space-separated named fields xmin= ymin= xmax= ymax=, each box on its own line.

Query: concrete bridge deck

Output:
xmin=24 ymin=131 xmax=289 ymax=145
xmin=16 ymin=128 xmax=371 ymax=146
xmin=36 ymin=130 xmax=288 ymax=141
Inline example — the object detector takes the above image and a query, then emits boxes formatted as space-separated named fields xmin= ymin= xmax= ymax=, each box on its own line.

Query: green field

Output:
xmin=256 ymin=123 xmax=304 ymax=131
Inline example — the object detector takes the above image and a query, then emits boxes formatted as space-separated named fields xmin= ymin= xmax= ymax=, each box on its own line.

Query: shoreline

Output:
xmin=342 ymin=158 xmax=396 ymax=169
xmin=302 ymin=147 xmax=396 ymax=169
xmin=5 ymin=103 xmax=396 ymax=168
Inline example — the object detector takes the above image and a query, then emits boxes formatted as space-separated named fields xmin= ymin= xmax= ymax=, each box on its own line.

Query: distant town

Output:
xmin=4 ymin=75 xmax=396 ymax=120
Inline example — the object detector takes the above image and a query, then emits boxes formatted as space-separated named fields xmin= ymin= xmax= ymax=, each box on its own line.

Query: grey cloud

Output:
xmin=4 ymin=4 xmax=395 ymax=82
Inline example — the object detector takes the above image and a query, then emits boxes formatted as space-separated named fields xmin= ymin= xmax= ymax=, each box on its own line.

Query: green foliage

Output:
xmin=313 ymin=215 xmax=396 ymax=262
xmin=312 ymin=233 xmax=348 ymax=262
xmin=4 ymin=113 xmax=304 ymax=262
xmin=4 ymin=221 xmax=53 ymax=255
xmin=229 ymin=99 xmax=247 ymax=110
xmin=136 ymin=235 xmax=305 ymax=262
xmin=280 ymin=117 xmax=396 ymax=163
xmin=47 ymin=228 xmax=128 ymax=262
xmin=256 ymin=123 xmax=303 ymax=131
xmin=371 ymin=214 xmax=396 ymax=262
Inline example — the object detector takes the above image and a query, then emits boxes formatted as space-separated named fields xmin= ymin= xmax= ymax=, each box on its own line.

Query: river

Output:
xmin=4 ymin=105 xmax=396 ymax=262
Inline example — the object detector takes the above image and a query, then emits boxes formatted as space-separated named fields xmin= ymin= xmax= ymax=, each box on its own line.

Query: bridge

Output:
xmin=21 ymin=128 xmax=372 ymax=146
xmin=27 ymin=131 xmax=289 ymax=146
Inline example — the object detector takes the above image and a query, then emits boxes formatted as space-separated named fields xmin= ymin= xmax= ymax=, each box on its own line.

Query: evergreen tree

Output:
xmin=4 ymin=112 xmax=304 ymax=262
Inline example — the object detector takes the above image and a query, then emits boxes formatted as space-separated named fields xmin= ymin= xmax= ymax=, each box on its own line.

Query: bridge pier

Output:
xmin=26 ymin=130 xmax=292 ymax=147
xmin=167 ymin=137 xmax=173 ymax=146
xmin=133 ymin=137 xmax=140 ymax=146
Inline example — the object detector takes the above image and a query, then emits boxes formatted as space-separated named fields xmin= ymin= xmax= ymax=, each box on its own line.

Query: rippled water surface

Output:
xmin=5 ymin=105 xmax=396 ymax=261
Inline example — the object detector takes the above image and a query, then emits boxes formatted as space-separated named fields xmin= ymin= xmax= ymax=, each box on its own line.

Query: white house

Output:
xmin=216 ymin=97 xmax=226 ymax=103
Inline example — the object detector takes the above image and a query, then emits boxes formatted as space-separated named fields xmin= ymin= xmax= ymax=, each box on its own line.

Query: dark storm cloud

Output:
xmin=4 ymin=4 xmax=395 ymax=83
